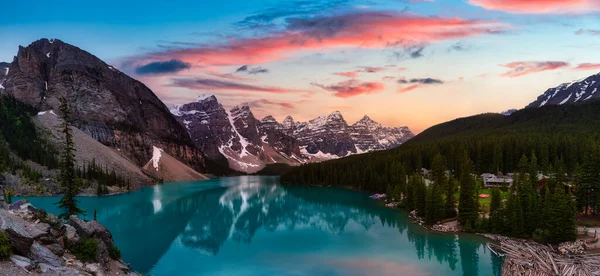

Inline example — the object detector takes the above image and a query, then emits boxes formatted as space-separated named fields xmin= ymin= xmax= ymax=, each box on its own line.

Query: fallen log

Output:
xmin=490 ymin=238 xmax=600 ymax=276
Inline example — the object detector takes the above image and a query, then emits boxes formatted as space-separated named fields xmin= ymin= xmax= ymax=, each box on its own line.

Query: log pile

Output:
xmin=559 ymin=240 xmax=586 ymax=255
xmin=490 ymin=239 xmax=600 ymax=276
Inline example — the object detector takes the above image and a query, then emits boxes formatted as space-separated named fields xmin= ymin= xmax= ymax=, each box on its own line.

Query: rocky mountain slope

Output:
xmin=527 ymin=72 xmax=600 ymax=108
xmin=0 ymin=39 xmax=208 ymax=174
xmin=142 ymin=146 xmax=209 ymax=182
xmin=35 ymin=110 xmax=152 ymax=189
xmin=171 ymin=95 xmax=414 ymax=172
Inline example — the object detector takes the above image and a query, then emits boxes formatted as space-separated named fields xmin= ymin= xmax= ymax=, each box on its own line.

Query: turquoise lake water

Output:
xmin=23 ymin=176 xmax=502 ymax=275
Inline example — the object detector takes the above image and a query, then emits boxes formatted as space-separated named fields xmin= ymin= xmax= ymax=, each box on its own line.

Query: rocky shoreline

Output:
xmin=0 ymin=185 xmax=139 ymax=275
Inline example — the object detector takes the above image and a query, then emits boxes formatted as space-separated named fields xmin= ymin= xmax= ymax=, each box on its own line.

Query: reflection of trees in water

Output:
xmin=491 ymin=250 xmax=502 ymax=276
xmin=459 ymin=235 xmax=480 ymax=276
xmin=406 ymin=223 xmax=460 ymax=272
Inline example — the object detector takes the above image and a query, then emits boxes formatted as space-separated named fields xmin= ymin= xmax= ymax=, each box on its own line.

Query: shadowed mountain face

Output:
xmin=0 ymin=38 xmax=207 ymax=172
xmin=24 ymin=176 xmax=500 ymax=275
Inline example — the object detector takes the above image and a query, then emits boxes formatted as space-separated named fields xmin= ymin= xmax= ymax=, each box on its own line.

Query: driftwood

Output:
xmin=490 ymin=238 xmax=600 ymax=276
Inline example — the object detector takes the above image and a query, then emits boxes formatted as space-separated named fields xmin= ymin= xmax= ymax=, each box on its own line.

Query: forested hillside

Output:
xmin=0 ymin=95 xmax=132 ymax=195
xmin=282 ymin=100 xmax=600 ymax=192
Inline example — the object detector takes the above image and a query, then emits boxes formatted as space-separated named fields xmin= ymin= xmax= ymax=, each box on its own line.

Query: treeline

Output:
xmin=284 ymin=151 xmax=580 ymax=243
xmin=76 ymin=159 xmax=131 ymax=195
xmin=281 ymin=101 xmax=600 ymax=243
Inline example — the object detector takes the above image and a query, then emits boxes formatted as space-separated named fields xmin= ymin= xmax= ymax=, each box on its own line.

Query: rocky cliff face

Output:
xmin=527 ymin=72 xmax=600 ymax=108
xmin=0 ymin=39 xmax=207 ymax=172
xmin=350 ymin=115 xmax=413 ymax=152
xmin=171 ymin=95 xmax=414 ymax=172
xmin=171 ymin=95 xmax=305 ymax=173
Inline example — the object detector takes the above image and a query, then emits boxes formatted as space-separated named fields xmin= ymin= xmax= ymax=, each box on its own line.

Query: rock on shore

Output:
xmin=0 ymin=191 xmax=139 ymax=275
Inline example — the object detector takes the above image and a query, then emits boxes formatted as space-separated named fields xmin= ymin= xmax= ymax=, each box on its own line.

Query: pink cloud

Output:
xmin=381 ymin=76 xmax=396 ymax=82
xmin=170 ymin=78 xmax=313 ymax=95
xmin=313 ymin=80 xmax=385 ymax=98
xmin=247 ymin=99 xmax=295 ymax=109
xmin=500 ymin=61 xmax=569 ymax=78
xmin=574 ymin=63 xmax=600 ymax=71
xmin=126 ymin=11 xmax=506 ymax=70
xmin=469 ymin=0 xmax=600 ymax=14
xmin=333 ymin=71 xmax=359 ymax=78
xmin=397 ymin=84 xmax=420 ymax=93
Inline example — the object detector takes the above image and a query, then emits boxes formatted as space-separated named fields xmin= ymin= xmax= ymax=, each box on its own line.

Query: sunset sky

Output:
xmin=2 ymin=0 xmax=600 ymax=133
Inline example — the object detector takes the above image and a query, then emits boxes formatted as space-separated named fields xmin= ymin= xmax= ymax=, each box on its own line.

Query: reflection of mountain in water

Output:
xmin=57 ymin=177 xmax=501 ymax=275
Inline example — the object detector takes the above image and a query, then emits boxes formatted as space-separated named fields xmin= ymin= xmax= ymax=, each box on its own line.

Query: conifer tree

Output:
xmin=57 ymin=96 xmax=84 ymax=219
xmin=489 ymin=187 xmax=502 ymax=233
xmin=458 ymin=152 xmax=478 ymax=227
xmin=411 ymin=174 xmax=427 ymax=217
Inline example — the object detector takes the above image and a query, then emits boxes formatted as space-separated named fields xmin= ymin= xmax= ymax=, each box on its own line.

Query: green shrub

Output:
xmin=71 ymin=238 xmax=98 ymax=262
xmin=0 ymin=232 xmax=12 ymax=260
xmin=108 ymin=245 xmax=121 ymax=260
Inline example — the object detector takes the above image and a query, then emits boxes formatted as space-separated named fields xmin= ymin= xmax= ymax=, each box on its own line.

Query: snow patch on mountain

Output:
xmin=151 ymin=146 xmax=163 ymax=171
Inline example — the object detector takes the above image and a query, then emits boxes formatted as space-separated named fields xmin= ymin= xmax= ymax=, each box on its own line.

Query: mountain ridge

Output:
xmin=170 ymin=95 xmax=414 ymax=172
xmin=527 ymin=72 xmax=600 ymax=108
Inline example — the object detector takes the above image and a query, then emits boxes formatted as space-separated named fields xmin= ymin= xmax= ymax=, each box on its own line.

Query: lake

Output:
xmin=23 ymin=176 xmax=502 ymax=275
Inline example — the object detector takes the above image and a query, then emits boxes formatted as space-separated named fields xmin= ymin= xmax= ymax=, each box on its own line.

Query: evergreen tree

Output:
xmin=57 ymin=96 xmax=84 ymax=219
xmin=412 ymin=174 xmax=427 ymax=217
xmin=489 ymin=187 xmax=503 ymax=233
xmin=458 ymin=153 xmax=478 ymax=227
xmin=578 ymin=145 xmax=600 ymax=215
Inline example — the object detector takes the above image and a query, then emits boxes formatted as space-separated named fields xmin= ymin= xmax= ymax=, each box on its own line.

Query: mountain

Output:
xmin=171 ymin=95 xmax=414 ymax=173
xmin=500 ymin=109 xmax=517 ymax=116
xmin=527 ymin=72 xmax=600 ymax=108
xmin=0 ymin=38 xmax=211 ymax=174
xmin=170 ymin=95 xmax=306 ymax=173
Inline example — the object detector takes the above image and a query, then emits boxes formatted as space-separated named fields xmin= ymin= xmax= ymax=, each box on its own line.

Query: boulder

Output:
xmin=35 ymin=222 xmax=51 ymax=234
xmin=10 ymin=255 xmax=32 ymax=269
xmin=30 ymin=242 xmax=61 ymax=267
xmin=39 ymin=263 xmax=90 ymax=276
xmin=0 ymin=209 xmax=33 ymax=254
xmin=64 ymin=224 xmax=80 ymax=246
xmin=7 ymin=200 xmax=24 ymax=211
xmin=89 ymin=220 xmax=114 ymax=247
xmin=96 ymin=238 xmax=109 ymax=264
xmin=69 ymin=216 xmax=114 ymax=247
xmin=69 ymin=216 xmax=94 ymax=238
xmin=47 ymin=243 xmax=65 ymax=256
xmin=85 ymin=263 xmax=101 ymax=275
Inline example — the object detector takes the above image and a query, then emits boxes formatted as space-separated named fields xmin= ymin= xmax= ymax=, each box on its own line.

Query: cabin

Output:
xmin=482 ymin=174 xmax=513 ymax=188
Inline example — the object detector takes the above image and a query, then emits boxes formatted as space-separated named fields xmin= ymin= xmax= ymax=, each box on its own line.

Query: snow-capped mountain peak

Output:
xmin=171 ymin=96 xmax=414 ymax=173
xmin=195 ymin=94 xmax=216 ymax=103
xmin=527 ymin=72 xmax=600 ymax=108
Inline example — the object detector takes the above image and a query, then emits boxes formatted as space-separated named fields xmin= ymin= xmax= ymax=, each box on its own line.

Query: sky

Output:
xmin=1 ymin=0 xmax=600 ymax=133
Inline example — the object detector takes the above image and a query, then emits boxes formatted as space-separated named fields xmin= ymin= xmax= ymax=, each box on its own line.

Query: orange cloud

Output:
xmin=500 ymin=61 xmax=569 ymax=78
xmin=469 ymin=0 xmax=600 ymax=14
xmin=127 ymin=11 xmax=505 ymax=69
xmin=397 ymin=84 xmax=420 ymax=93
xmin=574 ymin=63 xmax=600 ymax=71
xmin=313 ymin=80 xmax=385 ymax=98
